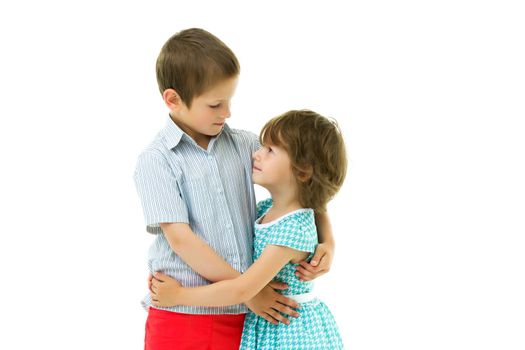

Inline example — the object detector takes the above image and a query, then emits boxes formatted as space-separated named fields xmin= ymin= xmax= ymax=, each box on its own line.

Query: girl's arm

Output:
xmin=151 ymin=245 xmax=301 ymax=307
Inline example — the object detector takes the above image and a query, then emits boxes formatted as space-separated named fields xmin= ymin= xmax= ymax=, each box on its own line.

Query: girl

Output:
xmin=151 ymin=110 xmax=347 ymax=349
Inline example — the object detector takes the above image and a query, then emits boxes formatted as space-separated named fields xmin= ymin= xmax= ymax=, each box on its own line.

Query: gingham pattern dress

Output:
xmin=240 ymin=199 xmax=344 ymax=349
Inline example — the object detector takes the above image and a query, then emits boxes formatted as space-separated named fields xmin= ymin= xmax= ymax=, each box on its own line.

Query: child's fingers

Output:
xmin=310 ymin=251 xmax=326 ymax=267
xmin=298 ymin=261 xmax=320 ymax=273
xmin=316 ymin=255 xmax=330 ymax=271
xmin=296 ymin=265 xmax=315 ymax=278
xmin=295 ymin=269 xmax=314 ymax=281
xmin=150 ymin=278 xmax=161 ymax=293
xmin=268 ymin=281 xmax=288 ymax=290
xmin=260 ymin=313 xmax=279 ymax=325
xmin=273 ymin=303 xmax=300 ymax=318
xmin=153 ymin=272 xmax=167 ymax=282
xmin=278 ymin=295 xmax=301 ymax=310
xmin=265 ymin=310 xmax=290 ymax=325
xmin=296 ymin=261 xmax=328 ymax=281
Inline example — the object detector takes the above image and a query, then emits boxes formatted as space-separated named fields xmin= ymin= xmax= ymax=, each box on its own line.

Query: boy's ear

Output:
xmin=162 ymin=89 xmax=184 ymax=111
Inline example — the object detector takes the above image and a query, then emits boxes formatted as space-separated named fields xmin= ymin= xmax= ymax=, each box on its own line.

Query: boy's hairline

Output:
xmin=162 ymin=73 xmax=239 ymax=108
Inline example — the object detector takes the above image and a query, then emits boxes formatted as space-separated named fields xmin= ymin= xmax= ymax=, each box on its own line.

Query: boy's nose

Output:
xmin=222 ymin=104 xmax=231 ymax=119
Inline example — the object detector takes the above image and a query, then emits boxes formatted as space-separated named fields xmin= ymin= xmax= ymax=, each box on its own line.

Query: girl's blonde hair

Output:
xmin=260 ymin=110 xmax=347 ymax=213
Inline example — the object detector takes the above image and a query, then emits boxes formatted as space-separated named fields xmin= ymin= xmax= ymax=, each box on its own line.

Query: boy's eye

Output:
xmin=267 ymin=147 xmax=273 ymax=153
xmin=209 ymin=104 xmax=221 ymax=109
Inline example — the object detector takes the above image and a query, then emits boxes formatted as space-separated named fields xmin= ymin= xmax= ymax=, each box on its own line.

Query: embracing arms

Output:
xmin=152 ymin=244 xmax=305 ymax=307
xmin=154 ymin=222 xmax=300 ymax=324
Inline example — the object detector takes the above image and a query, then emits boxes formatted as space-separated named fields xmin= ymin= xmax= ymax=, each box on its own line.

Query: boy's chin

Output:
xmin=208 ymin=127 xmax=224 ymax=136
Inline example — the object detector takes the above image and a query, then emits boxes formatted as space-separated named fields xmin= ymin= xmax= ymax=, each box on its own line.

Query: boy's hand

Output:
xmin=149 ymin=272 xmax=183 ymax=307
xmin=245 ymin=282 xmax=300 ymax=325
xmin=295 ymin=242 xmax=334 ymax=281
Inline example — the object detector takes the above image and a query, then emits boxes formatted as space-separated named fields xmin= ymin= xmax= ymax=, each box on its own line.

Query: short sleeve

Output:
xmin=256 ymin=198 xmax=273 ymax=220
xmin=266 ymin=211 xmax=318 ymax=253
xmin=230 ymin=128 xmax=259 ymax=155
xmin=133 ymin=152 xmax=189 ymax=234
xmin=248 ymin=132 xmax=261 ymax=154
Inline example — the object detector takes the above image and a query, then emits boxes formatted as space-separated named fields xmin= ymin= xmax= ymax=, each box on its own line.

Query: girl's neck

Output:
xmin=262 ymin=190 xmax=302 ymax=223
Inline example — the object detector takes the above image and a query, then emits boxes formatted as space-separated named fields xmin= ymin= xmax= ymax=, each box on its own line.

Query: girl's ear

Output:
xmin=162 ymin=88 xmax=184 ymax=111
xmin=296 ymin=164 xmax=313 ymax=183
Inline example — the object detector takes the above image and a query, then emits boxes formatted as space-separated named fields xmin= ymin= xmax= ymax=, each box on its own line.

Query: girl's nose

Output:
xmin=252 ymin=148 xmax=262 ymax=160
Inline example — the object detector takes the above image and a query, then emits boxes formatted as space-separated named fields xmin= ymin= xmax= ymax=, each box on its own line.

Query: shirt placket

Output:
xmin=206 ymin=151 xmax=242 ymax=271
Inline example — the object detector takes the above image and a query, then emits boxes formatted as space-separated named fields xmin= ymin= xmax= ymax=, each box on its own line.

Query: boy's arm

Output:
xmin=160 ymin=222 xmax=240 ymax=282
xmin=316 ymin=211 xmax=335 ymax=247
xmin=134 ymin=153 xmax=240 ymax=282
xmin=151 ymin=245 xmax=300 ymax=307
xmin=295 ymin=211 xmax=335 ymax=281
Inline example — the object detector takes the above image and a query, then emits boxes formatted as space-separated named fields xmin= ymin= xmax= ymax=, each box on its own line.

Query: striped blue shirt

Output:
xmin=134 ymin=116 xmax=259 ymax=314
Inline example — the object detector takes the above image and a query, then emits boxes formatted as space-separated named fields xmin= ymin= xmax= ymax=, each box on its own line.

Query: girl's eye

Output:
xmin=267 ymin=147 xmax=273 ymax=153
xmin=210 ymin=104 xmax=221 ymax=109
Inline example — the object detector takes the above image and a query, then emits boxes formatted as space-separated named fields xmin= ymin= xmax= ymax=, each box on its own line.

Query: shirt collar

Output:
xmin=162 ymin=114 xmax=231 ymax=150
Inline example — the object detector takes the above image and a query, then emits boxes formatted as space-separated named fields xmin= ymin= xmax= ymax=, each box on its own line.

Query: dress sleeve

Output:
xmin=256 ymin=198 xmax=273 ymax=220
xmin=133 ymin=152 xmax=189 ymax=234
xmin=266 ymin=211 xmax=318 ymax=253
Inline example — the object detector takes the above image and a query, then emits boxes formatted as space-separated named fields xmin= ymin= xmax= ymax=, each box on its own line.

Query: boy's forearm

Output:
xmin=174 ymin=236 xmax=242 ymax=282
xmin=315 ymin=212 xmax=335 ymax=247
xmin=160 ymin=223 xmax=241 ymax=282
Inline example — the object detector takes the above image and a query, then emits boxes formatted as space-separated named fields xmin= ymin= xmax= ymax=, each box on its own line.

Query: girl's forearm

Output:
xmin=178 ymin=278 xmax=253 ymax=307
xmin=174 ymin=245 xmax=296 ymax=308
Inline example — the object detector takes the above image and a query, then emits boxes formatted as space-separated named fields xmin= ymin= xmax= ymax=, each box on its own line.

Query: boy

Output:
xmin=134 ymin=28 xmax=335 ymax=350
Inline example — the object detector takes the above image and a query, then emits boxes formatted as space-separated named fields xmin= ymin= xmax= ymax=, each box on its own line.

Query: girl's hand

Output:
xmin=150 ymin=272 xmax=183 ymax=307
xmin=295 ymin=242 xmax=334 ymax=281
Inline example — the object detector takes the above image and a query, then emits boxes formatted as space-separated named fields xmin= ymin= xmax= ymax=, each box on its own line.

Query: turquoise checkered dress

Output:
xmin=240 ymin=199 xmax=344 ymax=349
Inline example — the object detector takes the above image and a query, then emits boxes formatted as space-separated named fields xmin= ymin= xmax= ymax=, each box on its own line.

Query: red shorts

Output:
xmin=145 ymin=307 xmax=246 ymax=350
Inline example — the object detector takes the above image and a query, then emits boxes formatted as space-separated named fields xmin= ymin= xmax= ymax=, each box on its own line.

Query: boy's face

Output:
xmin=252 ymin=144 xmax=297 ymax=193
xmin=169 ymin=76 xmax=238 ymax=144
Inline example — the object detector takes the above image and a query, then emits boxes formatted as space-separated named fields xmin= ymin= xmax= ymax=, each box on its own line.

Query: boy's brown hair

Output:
xmin=260 ymin=110 xmax=347 ymax=213
xmin=156 ymin=28 xmax=240 ymax=108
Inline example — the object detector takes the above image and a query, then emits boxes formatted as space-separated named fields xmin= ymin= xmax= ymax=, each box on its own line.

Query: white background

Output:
xmin=1 ymin=1 xmax=524 ymax=349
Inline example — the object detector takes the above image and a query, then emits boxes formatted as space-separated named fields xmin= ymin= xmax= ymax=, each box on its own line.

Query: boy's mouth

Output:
xmin=253 ymin=165 xmax=262 ymax=172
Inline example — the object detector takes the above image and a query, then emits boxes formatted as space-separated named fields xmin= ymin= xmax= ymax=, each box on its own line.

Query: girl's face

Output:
xmin=252 ymin=143 xmax=297 ymax=193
